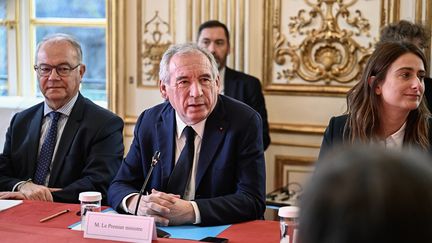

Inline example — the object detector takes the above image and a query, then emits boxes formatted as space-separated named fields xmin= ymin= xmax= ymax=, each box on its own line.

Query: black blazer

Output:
xmin=319 ymin=114 xmax=432 ymax=160
xmin=108 ymin=95 xmax=266 ymax=225
xmin=0 ymin=93 xmax=124 ymax=204
xmin=318 ymin=115 xmax=348 ymax=160
xmin=224 ymin=67 xmax=271 ymax=150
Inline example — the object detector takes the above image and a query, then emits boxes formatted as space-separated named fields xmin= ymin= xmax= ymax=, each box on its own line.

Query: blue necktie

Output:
xmin=166 ymin=126 xmax=196 ymax=197
xmin=34 ymin=112 xmax=61 ymax=185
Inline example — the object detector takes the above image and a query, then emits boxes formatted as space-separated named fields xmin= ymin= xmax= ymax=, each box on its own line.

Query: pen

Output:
xmin=40 ymin=209 xmax=70 ymax=223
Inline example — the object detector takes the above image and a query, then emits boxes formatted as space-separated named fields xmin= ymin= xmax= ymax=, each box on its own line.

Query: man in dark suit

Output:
xmin=108 ymin=43 xmax=266 ymax=226
xmin=197 ymin=20 xmax=271 ymax=150
xmin=0 ymin=34 xmax=124 ymax=204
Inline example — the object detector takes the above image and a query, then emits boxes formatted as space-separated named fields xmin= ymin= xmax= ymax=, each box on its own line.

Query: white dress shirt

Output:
xmin=121 ymin=112 xmax=207 ymax=224
xmin=375 ymin=122 xmax=406 ymax=150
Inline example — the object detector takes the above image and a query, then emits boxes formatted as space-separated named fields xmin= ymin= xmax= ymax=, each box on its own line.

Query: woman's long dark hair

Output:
xmin=345 ymin=41 xmax=430 ymax=150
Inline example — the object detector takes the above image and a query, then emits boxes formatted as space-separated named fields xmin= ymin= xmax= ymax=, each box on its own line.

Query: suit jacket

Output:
xmin=224 ymin=67 xmax=271 ymax=150
xmin=319 ymin=114 xmax=432 ymax=160
xmin=0 ymin=93 xmax=124 ymax=204
xmin=318 ymin=115 xmax=348 ymax=160
xmin=108 ymin=95 xmax=266 ymax=226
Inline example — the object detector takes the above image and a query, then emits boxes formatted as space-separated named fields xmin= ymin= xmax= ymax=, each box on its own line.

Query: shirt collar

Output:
xmin=384 ymin=122 xmax=406 ymax=149
xmin=175 ymin=112 xmax=206 ymax=139
xmin=43 ymin=92 xmax=79 ymax=117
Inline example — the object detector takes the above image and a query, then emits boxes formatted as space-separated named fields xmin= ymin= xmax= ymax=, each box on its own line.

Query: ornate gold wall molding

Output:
xmin=270 ymin=123 xmax=323 ymax=148
xmin=416 ymin=0 xmax=432 ymax=71
xmin=264 ymin=0 xmax=395 ymax=95
xmin=275 ymin=155 xmax=315 ymax=188
xmin=270 ymin=122 xmax=325 ymax=135
xmin=187 ymin=0 xmax=247 ymax=71
xmin=137 ymin=0 xmax=175 ymax=87
xmin=381 ymin=0 xmax=400 ymax=24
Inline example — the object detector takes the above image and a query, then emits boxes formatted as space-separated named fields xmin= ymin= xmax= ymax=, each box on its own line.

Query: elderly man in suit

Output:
xmin=108 ymin=43 xmax=265 ymax=226
xmin=0 ymin=33 xmax=124 ymax=203
xmin=197 ymin=20 xmax=271 ymax=150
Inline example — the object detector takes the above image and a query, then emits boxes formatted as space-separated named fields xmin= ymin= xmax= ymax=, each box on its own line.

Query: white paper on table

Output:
xmin=0 ymin=199 xmax=22 ymax=212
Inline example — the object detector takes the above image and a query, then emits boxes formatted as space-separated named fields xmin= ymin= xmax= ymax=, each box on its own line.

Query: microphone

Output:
xmin=134 ymin=151 xmax=161 ymax=216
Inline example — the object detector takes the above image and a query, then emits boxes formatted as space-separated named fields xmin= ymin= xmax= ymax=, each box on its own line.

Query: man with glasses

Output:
xmin=108 ymin=43 xmax=265 ymax=226
xmin=0 ymin=33 xmax=124 ymax=204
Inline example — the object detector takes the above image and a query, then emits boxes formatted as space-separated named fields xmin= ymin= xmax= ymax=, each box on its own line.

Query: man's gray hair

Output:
xmin=159 ymin=43 xmax=219 ymax=84
xmin=35 ymin=33 xmax=83 ymax=63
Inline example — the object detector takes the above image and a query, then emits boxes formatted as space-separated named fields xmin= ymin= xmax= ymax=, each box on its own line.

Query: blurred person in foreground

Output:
xmin=299 ymin=146 xmax=432 ymax=243
xmin=108 ymin=43 xmax=265 ymax=226
xmin=0 ymin=33 xmax=124 ymax=203
xmin=197 ymin=20 xmax=271 ymax=150
xmin=319 ymin=41 xmax=431 ymax=159
xmin=378 ymin=20 xmax=432 ymax=111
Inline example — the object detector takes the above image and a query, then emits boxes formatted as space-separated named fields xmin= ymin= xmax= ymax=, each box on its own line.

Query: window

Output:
xmin=0 ymin=0 xmax=10 ymax=96
xmin=1 ymin=0 xmax=109 ymax=104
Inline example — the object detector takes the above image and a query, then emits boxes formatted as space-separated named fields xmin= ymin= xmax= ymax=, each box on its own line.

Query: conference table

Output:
xmin=0 ymin=200 xmax=279 ymax=242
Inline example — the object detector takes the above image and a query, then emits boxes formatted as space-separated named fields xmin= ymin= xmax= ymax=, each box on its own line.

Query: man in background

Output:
xmin=378 ymin=20 xmax=432 ymax=112
xmin=0 ymin=33 xmax=124 ymax=203
xmin=197 ymin=20 xmax=271 ymax=150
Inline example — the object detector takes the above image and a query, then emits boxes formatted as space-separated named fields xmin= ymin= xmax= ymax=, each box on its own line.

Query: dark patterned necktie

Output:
xmin=166 ymin=126 xmax=196 ymax=197
xmin=34 ymin=112 xmax=61 ymax=185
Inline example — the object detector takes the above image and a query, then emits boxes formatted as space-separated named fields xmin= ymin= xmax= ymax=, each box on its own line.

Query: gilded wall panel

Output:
xmin=274 ymin=155 xmax=315 ymax=189
xmin=137 ymin=0 xmax=175 ymax=87
xmin=264 ymin=0 xmax=396 ymax=95
xmin=186 ymin=0 xmax=247 ymax=72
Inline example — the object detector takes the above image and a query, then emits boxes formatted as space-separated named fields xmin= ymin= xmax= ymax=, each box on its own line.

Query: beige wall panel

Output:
xmin=247 ymin=0 xmax=264 ymax=80
xmin=265 ymin=145 xmax=318 ymax=193
xmin=266 ymin=95 xmax=346 ymax=125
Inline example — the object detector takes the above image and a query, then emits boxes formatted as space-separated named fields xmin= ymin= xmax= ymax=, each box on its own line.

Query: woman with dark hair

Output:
xmin=299 ymin=147 xmax=432 ymax=243
xmin=319 ymin=41 xmax=431 ymax=159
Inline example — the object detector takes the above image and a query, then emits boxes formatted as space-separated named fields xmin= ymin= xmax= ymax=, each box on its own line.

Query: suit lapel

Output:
xmin=195 ymin=96 xmax=227 ymax=188
xmin=156 ymin=103 xmax=176 ymax=188
xmin=27 ymin=105 xmax=44 ymax=176
xmin=49 ymin=94 xmax=84 ymax=185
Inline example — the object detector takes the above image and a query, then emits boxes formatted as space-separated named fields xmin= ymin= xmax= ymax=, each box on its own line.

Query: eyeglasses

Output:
xmin=34 ymin=63 xmax=80 ymax=77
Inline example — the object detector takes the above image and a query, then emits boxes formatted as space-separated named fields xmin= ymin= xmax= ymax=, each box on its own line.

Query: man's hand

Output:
xmin=19 ymin=182 xmax=54 ymax=201
xmin=162 ymin=193 xmax=196 ymax=225
xmin=0 ymin=191 xmax=26 ymax=200
xmin=126 ymin=189 xmax=185 ymax=226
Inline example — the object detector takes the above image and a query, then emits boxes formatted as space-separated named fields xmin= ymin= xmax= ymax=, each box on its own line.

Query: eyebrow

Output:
xmin=201 ymin=37 xmax=226 ymax=42
xmin=175 ymin=73 xmax=212 ymax=81
xmin=395 ymin=67 xmax=425 ymax=73
xmin=38 ymin=62 xmax=72 ymax=66
xmin=199 ymin=73 xmax=212 ymax=79
xmin=175 ymin=75 xmax=188 ymax=81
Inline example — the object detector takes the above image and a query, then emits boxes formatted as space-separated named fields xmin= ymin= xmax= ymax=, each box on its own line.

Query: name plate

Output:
xmin=84 ymin=212 xmax=156 ymax=243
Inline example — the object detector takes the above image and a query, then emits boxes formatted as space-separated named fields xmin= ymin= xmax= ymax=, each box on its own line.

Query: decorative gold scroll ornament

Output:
xmin=141 ymin=11 xmax=172 ymax=84
xmin=275 ymin=0 xmax=373 ymax=85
